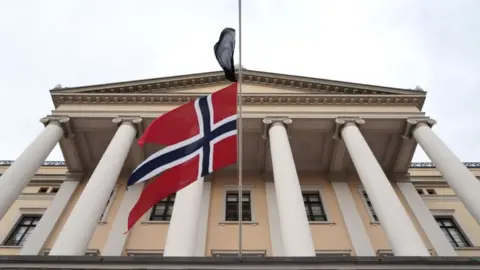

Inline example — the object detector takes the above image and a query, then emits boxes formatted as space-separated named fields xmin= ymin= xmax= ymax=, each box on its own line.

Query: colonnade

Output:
xmin=0 ymin=116 xmax=478 ymax=256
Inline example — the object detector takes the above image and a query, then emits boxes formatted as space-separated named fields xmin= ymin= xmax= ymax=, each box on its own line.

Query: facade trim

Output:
xmin=3 ymin=160 xmax=478 ymax=168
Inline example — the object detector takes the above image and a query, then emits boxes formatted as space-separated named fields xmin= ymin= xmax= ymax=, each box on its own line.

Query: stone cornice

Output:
xmin=51 ymin=93 xmax=426 ymax=109
xmin=0 ymin=160 xmax=479 ymax=168
xmin=50 ymin=70 xmax=427 ymax=109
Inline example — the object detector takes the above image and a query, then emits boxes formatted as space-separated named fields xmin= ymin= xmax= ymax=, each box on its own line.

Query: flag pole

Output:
xmin=237 ymin=0 xmax=243 ymax=258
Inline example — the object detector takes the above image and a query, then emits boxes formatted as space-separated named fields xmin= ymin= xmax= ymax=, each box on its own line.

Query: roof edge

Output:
xmin=49 ymin=69 xmax=426 ymax=96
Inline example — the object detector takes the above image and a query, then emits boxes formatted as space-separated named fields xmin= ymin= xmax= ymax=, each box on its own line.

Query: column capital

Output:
xmin=112 ymin=117 xmax=143 ymax=138
xmin=333 ymin=118 xmax=365 ymax=140
xmin=402 ymin=118 xmax=437 ymax=140
xmin=40 ymin=116 xmax=73 ymax=139
xmin=261 ymin=117 xmax=292 ymax=139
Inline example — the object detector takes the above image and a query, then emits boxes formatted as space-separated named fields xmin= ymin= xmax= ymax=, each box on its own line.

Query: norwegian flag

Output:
xmin=126 ymin=83 xmax=238 ymax=231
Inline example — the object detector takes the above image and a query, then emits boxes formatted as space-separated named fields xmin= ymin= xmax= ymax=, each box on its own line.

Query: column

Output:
xmin=102 ymin=182 xmax=144 ymax=256
xmin=335 ymin=118 xmax=430 ymax=256
xmin=20 ymin=176 xmax=80 ymax=255
xmin=49 ymin=117 xmax=141 ymax=256
xmin=194 ymin=180 xmax=212 ymax=256
xmin=408 ymin=118 xmax=480 ymax=223
xmin=264 ymin=177 xmax=285 ymax=256
xmin=397 ymin=181 xmax=457 ymax=256
xmin=331 ymin=181 xmax=375 ymax=256
xmin=263 ymin=118 xmax=316 ymax=257
xmin=0 ymin=116 xmax=69 ymax=220
xmin=163 ymin=178 xmax=205 ymax=256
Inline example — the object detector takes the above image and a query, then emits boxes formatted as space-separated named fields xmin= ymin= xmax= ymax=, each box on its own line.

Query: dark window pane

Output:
xmin=149 ymin=194 xmax=176 ymax=221
xmin=303 ymin=192 xmax=327 ymax=221
xmin=361 ymin=191 xmax=378 ymax=222
xmin=4 ymin=215 xmax=42 ymax=246
xmin=224 ymin=191 xmax=251 ymax=221
xmin=435 ymin=217 xmax=470 ymax=248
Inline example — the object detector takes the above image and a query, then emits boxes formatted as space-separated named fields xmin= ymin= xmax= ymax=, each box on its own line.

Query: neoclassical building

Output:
xmin=0 ymin=70 xmax=480 ymax=269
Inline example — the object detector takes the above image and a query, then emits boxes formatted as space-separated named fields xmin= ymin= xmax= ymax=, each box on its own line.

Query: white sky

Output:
xmin=0 ymin=0 xmax=479 ymax=162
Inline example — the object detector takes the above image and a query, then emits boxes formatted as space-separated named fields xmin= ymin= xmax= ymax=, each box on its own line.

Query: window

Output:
xmin=225 ymin=191 xmax=251 ymax=221
xmin=361 ymin=190 xmax=379 ymax=222
xmin=435 ymin=217 xmax=471 ymax=247
xmin=303 ymin=191 xmax=327 ymax=221
xmin=100 ymin=188 xmax=117 ymax=221
xmin=50 ymin=187 xmax=59 ymax=193
xmin=426 ymin=189 xmax=437 ymax=195
xmin=4 ymin=215 xmax=41 ymax=246
xmin=150 ymin=194 xmax=176 ymax=221
xmin=416 ymin=189 xmax=424 ymax=195
xmin=38 ymin=187 xmax=48 ymax=193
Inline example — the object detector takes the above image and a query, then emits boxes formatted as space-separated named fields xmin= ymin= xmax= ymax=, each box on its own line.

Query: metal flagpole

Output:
xmin=237 ymin=0 xmax=243 ymax=258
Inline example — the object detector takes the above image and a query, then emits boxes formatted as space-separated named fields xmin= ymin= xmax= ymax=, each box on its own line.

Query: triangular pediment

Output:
xmin=50 ymin=70 xmax=426 ymax=96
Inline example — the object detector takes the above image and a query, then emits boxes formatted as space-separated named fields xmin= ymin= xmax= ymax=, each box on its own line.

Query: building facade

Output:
xmin=0 ymin=70 xmax=480 ymax=269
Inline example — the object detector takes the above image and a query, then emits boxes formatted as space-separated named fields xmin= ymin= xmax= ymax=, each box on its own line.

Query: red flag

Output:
xmin=126 ymin=83 xmax=238 ymax=231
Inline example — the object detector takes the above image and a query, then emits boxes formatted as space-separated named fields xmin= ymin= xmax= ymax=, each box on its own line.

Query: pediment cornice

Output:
xmin=50 ymin=70 xmax=427 ymax=109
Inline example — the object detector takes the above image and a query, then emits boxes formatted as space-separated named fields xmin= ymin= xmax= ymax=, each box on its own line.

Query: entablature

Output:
xmin=50 ymin=70 xmax=427 ymax=109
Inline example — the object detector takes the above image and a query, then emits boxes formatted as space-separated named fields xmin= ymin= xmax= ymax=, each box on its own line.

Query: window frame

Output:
xmin=358 ymin=187 xmax=379 ymax=224
xmin=220 ymin=185 xmax=256 ymax=224
xmin=99 ymin=186 xmax=118 ymax=223
xmin=0 ymin=208 xmax=46 ymax=247
xmin=148 ymin=193 xmax=176 ymax=222
xmin=435 ymin=216 xmax=472 ymax=248
xmin=2 ymin=214 xmax=42 ymax=246
xmin=301 ymin=185 xmax=333 ymax=224
xmin=431 ymin=209 xmax=476 ymax=248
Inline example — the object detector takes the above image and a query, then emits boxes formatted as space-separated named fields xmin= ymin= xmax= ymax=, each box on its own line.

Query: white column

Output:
xmin=0 ymin=117 xmax=68 ymax=220
xmin=331 ymin=181 xmax=375 ymax=256
xmin=336 ymin=118 xmax=430 ymax=256
xmin=409 ymin=119 xmax=480 ymax=224
xmin=49 ymin=117 xmax=141 ymax=255
xmin=102 ymin=182 xmax=144 ymax=256
xmin=263 ymin=118 xmax=316 ymax=257
xmin=20 ymin=179 xmax=79 ymax=255
xmin=397 ymin=181 xmax=457 ymax=256
xmin=163 ymin=178 xmax=205 ymax=256
xmin=194 ymin=180 xmax=212 ymax=256
xmin=264 ymin=179 xmax=285 ymax=256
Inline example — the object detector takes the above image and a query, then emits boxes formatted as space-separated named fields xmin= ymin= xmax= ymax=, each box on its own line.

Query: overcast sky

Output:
xmin=0 ymin=0 xmax=479 ymax=163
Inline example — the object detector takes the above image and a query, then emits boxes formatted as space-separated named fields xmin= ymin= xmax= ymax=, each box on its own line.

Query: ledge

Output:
xmin=141 ymin=221 xmax=170 ymax=225
xmin=1 ymin=255 xmax=480 ymax=270
xmin=309 ymin=221 xmax=336 ymax=225
xmin=219 ymin=221 xmax=259 ymax=226
xmin=2 ymin=161 xmax=479 ymax=169
xmin=0 ymin=246 xmax=20 ymax=249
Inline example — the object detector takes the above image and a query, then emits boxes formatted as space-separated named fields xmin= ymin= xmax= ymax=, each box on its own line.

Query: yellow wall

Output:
xmin=1 ymin=166 xmax=479 ymax=256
